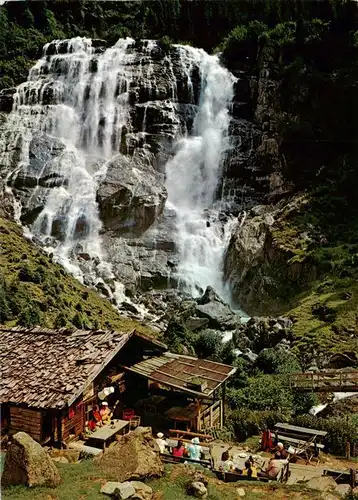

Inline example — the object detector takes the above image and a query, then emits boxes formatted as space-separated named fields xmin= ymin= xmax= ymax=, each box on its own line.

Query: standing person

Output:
xmin=172 ymin=439 xmax=185 ymax=457
xmin=155 ymin=432 xmax=168 ymax=453
xmin=187 ymin=437 xmax=202 ymax=461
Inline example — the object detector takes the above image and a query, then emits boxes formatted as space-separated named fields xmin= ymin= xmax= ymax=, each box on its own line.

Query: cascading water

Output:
xmin=166 ymin=45 xmax=237 ymax=300
xmin=3 ymin=38 xmax=134 ymax=279
xmin=0 ymin=36 xmax=239 ymax=311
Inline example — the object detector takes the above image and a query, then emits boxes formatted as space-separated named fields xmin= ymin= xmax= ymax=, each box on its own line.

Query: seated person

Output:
xmin=100 ymin=402 xmax=112 ymax=424
xmin=187 ymin=437 xmax=202 ymax=461
xmin=87 ymin=417 xmax=97 ymax=432
xmin=276 ymin=442 xmax=288 ymax=459
xmin=219 ymin=451 xmax=235 ymax=472
xmin=242 ymin=459 xmax=258 ymax=478
xmin=258 ymin=453 xmax=287 ymax=479
xmin=92 ymin=404 xmax=103 ymax=426
xmin=172 ymin=439 xmax=186 ymax=457
xmin=156 ymin=432 xmax=168 ymax=453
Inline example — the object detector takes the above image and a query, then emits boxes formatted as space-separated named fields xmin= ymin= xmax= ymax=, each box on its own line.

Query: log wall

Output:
xmin=61 ymin=402 xmax=85 ymax=441
xmin=9 ymin=406 xmax=42 ymax=442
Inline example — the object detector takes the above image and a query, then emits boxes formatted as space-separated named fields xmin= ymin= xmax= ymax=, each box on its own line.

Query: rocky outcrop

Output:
xmin=195 ymin=286 xmax=240 ymax=330
xmin=224 ymin=196 xmax=317 ymax=314
xmin=2 ymin=431 xmax=61 ymax=488
xmin=97 ymin=154 xmax=167 ymax=235
xmin=233 ymin=316 xmax=293 ymax=354
xmin=97 ymin=427 xmax=163 ymax=482
xmin=7 ymin=133 xmax=68 ymax=224
xmin=164 ymin=286 xmax=241 ymax=336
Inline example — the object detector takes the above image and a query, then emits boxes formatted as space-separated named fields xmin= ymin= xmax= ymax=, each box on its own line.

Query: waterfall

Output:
xmin=0 ymin=36 xmax=238 ymax=307
xmin=166 ymin=45 xmax=236 ymax=300
xmin=1 ymin=37 xmax=135 ymax=283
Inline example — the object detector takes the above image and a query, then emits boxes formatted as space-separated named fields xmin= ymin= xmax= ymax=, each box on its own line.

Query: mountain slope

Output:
xmin=0 ymin=213 xmax=152 ymax=334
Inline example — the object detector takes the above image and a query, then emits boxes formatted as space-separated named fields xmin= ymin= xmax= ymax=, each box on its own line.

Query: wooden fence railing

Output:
xmin=288 ymin=370 xmax=358 ymax=392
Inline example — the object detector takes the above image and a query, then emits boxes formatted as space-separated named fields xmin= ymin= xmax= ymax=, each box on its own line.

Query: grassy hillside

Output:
xmin=0 ymin=216 xmax=152 ymax=335
xmin=270 ymin=200 xmax=358 ymax=365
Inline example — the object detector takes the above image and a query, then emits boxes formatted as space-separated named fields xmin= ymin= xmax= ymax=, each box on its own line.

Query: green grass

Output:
xmin=0 ymin=216 xmax=154 ymax=336
xmin=1 ymin=462 xmax=324 ymax=500
xmin=2 ymin=462 xmax=108 ymax=500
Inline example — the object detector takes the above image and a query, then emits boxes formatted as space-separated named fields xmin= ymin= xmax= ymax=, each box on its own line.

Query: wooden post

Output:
xmin=346 ymin=441 xmax=351 ymax=460
xmin=197 ymin=399 xmax=202 ymax=431
xmin=210 ymin=405 xmax=213 ymax=428
xmin=222 ymin=382 xmax=226 ymax=428
xmin=350 ymin=468 xmax=356 ymax=488
xmin=57 ymin=410 xmax=63 ymax=448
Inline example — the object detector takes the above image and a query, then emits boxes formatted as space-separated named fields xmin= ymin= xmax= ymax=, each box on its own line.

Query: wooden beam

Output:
xmin=222 ymin=382 xmax=226 ymax=428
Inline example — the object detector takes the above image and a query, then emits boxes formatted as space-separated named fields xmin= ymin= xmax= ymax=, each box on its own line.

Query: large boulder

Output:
xmin=186 ymin=481 xmax=208 ymax=498
xmin=224 ymin=197 xmax=317 ymax=315
xmin=96 ymin=427 xmax=163 ymax=482
xmin=97 ymin=155 xmax=167 ymax=235
xmin=2 ymin=431 xmax=61 ymax=488
xmin=306 ymin=476 xmax=337 ymax=493
xmin=195 ymin=286 xmax=240 ymax=330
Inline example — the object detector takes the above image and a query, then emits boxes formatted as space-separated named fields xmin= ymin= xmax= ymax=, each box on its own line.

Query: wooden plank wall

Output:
xmin=9 ymin=406 xmax=42 ymax=442
xmin=61 ymin=402 xmax=85 ymax=441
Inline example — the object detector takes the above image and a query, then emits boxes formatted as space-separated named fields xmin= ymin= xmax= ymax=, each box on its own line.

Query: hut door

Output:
xmin=42 ymin=410 xmax=53 ymax=442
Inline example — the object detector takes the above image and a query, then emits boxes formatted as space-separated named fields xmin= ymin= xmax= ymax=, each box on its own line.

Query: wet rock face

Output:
xmin=223 ymin=196 xmax=318 ymax=314
xmin=97 ymin=154 xmax=167 ymax=235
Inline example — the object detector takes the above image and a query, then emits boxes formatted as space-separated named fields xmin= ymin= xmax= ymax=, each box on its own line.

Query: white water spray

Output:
xmin=1 ymin=37 xmax=238 ymax=308
xmin=166 ymin=46 xmax=236 ymax=299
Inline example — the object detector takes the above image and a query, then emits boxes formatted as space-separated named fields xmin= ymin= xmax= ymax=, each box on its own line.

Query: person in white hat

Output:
xmin=100 ymin=401 xmax=112 ymax=425
xmin=276 ymin=442 xmax=288 ymax=459
xmin=187 ymin=436 xmax=202 ymax=461
xmin=155 ymin=432 xmax=168 ymax=453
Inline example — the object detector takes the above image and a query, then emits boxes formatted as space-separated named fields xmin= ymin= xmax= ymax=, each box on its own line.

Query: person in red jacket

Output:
xmin=172 ymin=439 xmax=185 ymax=457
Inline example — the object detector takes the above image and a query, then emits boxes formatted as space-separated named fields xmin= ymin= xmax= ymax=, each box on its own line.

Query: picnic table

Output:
xmin=86 ymin=419 xmax=129 ymax=450
xmin=274 ymin=422 xmax=327 ymax=465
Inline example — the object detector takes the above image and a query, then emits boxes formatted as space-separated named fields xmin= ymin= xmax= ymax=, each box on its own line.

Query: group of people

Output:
xmin=155 ymin=432 xmax=203 ymax=461
xmin=220 ymin=442 xmax=289 ymax=480
xmin=86 ymin=402 xmax=113 ymax=432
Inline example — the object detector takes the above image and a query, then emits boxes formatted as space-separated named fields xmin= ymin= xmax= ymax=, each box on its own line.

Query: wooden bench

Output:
xmin=213 ymin=462 xmax=289 ymax=484
xmin=160 ymin=453 xmax=211 ymax=468
xmin=213 ymin=470 xmax=269 ymax=483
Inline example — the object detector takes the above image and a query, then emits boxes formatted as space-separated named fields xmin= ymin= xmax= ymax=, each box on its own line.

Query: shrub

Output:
xmin=163 ymin=319 xmax=197 ymax=355
xmin=226 ymin=409 xmax=285 ymax=442
xmin=158 ymin=35 xmax=172 ymax=53
xmin=255 ymin=348 xmax=301 ymax=374
xmin=227 ymin=374 xmax=294 ymax=417
xmin=194 ymin=330 xmax=223 ymax=359
xmin=266 ymin=22 xmax=296 ymax=47
xmin=17 ymin=304 xmax=41 ymax=327
xmin=293 ymin=415 xmax=358 ymax=455
xmin=0 ymin=277 xmax=11 ymax=322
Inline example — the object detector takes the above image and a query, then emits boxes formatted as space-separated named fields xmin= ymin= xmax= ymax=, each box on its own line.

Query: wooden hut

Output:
xmin=0 ymin=326 xmax=236 ymax=446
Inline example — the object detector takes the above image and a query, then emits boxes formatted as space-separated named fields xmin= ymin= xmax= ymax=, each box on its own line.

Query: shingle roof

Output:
xmin=120 ymin=352 xmax=236 ymax=397
xmin=0 ymin=326 xmax=132 ymax=409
